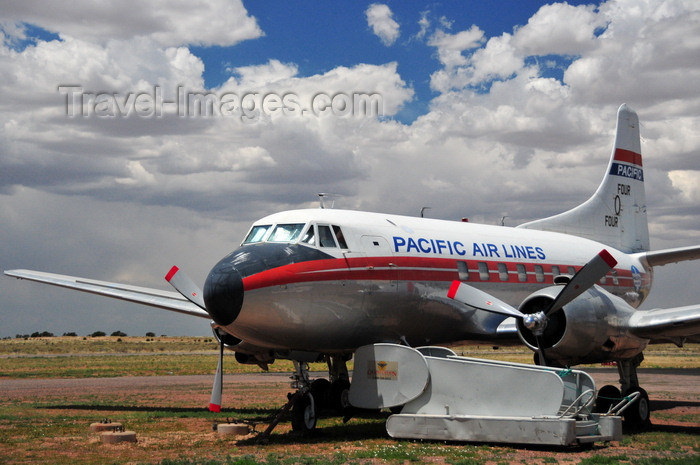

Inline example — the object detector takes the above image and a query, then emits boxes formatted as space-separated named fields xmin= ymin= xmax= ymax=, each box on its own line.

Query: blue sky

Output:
xmin=1 ymin=1 xmax=699 ymax=337
xmin=193 ymin=1 xmax=592 ymax=121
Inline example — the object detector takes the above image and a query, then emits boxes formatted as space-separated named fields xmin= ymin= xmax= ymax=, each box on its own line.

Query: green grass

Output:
xmin=2 ymin=338 xmax=699 ymax=379
xmin=1 ymin=337 xmax=699 ymax=465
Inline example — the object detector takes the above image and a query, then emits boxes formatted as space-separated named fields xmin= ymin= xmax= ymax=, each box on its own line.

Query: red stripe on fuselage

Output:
xmin=614 ymin=148 xmax=642 ymax=167
xmin=241 ymin=256 xmax=636 ymax=291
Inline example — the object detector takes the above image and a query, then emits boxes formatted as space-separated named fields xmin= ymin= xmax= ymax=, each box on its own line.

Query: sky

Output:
xmin=1 ymin=0 xmax=699 ymax=338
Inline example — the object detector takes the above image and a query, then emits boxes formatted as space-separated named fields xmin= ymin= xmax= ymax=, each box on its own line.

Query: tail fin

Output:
xmin=518 ymin=104 xmax=649 ymax=253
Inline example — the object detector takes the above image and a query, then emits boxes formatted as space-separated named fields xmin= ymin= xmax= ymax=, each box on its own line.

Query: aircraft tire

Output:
xmin=622 ymin=387 xmax=651 ymax=427
xmin=310 ymin=378 xmax=331 ymax=412
xmin=291 ymin=393 xmax=317 ymax=434
xmin=330 ymin=379 xmax=351 ymax=413
xmin=594 ymin=385 xmax=622 ymax=414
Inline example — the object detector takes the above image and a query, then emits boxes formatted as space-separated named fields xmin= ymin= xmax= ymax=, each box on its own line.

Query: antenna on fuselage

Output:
xmin=420 ymin=207 xmax=431 ymax=218
xmin=317 ymin=193 xmax=340 ymax=209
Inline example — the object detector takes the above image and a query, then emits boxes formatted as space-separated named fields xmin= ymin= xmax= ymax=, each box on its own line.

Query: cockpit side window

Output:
xmin=268 ymin=223 xmax=306 ymax=242
xmin=243 ymin=225 xmax=272 ymax=243
xmin=332 ymin=225 xmax=348 ymax=249
xmin=301 ymin=224 xmax=316 ymax=246
xmin=318 ymin=225 xmax=337 ymax=248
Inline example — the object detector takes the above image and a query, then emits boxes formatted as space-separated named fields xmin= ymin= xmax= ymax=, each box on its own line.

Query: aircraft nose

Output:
xmin=203 ymin=261 xmax=244 ymax=326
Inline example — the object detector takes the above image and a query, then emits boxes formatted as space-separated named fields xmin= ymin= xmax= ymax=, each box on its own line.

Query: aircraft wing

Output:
xmin=4 ymin=269 xmax=210 ymax=319
xmin=627 ymin=304 xmax=700 ymax=343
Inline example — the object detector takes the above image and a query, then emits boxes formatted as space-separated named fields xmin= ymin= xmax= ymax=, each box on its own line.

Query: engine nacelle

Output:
xmin=517 ymin=285 xmax=647 ymax=366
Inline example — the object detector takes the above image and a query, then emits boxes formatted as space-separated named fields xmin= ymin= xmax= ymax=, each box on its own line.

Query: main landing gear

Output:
xmin=594 ymin=353 xmax=651 ymax=427
xmin=289 ymin=355 xmax=352 ymax=435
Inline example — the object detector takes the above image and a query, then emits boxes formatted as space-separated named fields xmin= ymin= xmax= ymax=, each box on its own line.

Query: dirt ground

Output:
xmin=1 ymin=368 xmax=698 ymax=464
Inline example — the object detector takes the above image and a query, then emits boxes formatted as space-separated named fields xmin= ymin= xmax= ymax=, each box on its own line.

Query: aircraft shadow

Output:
xmin=38 ymin=404 xmax=279 ymax=418
xmin=635 ymin=423 xmax=700 ymax=435
xmin=240 ymin=419 xmax=390 ymax=446
xmin=651 ymin=399 xmax=700 ymax=411
xmin=38 ymin=402 xmax=698 ymax=438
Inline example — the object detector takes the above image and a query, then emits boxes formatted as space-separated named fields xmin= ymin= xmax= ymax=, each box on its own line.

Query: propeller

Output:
xmin=165 ymin=266 xmax=206 ymax=309
xmin=165 ymin=265 xmax=225 ymax=412
xmin=448 ymin=249 xmax=617 ymax=365
xmin=209 ymin=339 xmax=224 ymax=412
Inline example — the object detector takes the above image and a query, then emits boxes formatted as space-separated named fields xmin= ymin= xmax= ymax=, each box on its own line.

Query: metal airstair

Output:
xmin=349 ymin=344 xmax=622 ymax=446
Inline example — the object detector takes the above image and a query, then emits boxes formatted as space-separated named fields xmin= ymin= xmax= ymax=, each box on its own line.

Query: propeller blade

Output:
xmin=545 ymin=249 xmax=617 ymax=316
xmin=535 ymin=335 xmax=547 ymax=366
xmin=209 ymin=341 xmax=224 ymax=412
xmin=165 ymin=266 xmax=206 ymax=310
xmin=447 ymin=281 xmax=524 ymax=319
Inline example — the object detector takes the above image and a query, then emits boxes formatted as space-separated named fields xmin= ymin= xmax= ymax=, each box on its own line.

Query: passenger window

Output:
xmin=457 ymin=261 xmax=469 ymax=281
xmin=244 ymin=225 xmax=272 ymax=243
xmin=517 ymin=264 xmax=527 ymax=282
xmin=332 ymin=225 xmax=348 ymax=249
xmin=498 ymin=263 xmax=508 ymax=281
xmin=301 ymin=225 xmax=316 ymax=246
xmin=478 ymin=262 xmax=490 ymax=281
xmin=567 ymin=266 xmax=576 ymax=276
xmin=534 ymin=265 xmax=544 ymax=283
xmin=268 ymin=223 xmax=305 ymax=242
xmin=551 ymin=265 xmax=561 ymax=277
xmin=318 ymin=225 xmax=337 ymax=248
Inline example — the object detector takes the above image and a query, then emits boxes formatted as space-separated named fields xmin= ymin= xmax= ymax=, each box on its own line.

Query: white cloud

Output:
xmin=431 ymin=33 xmax=524 ymax=92
xmin=416 ymin=11 xmax=430 ymax=40
xmin=0 ymin=0 xmax=262 ymax=47
xmin=1 ymin=1 xmax=699 ymax=337
xmin=428 ymin=26 xmax=485 ymax=68
xmin=668 ymin=170 xmax=700 ymax=203
xmin=227 ymin=59 xmax=299 ymax=87
xmin=563 ymin=3 xmax=700 ymax=107
xmin=366 ymin=3 xmax=400 ymax=46
xmin=512 ymin=3 xmax=605 ymax=55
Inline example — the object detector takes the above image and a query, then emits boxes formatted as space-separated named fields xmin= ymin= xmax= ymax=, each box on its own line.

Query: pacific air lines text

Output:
xmin=392 ymin=236 xmax=546 ymax=259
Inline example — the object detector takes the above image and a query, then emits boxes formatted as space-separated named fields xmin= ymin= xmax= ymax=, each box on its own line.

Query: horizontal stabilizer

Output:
xmin=636 ymin=245 xmax=700 ymax=267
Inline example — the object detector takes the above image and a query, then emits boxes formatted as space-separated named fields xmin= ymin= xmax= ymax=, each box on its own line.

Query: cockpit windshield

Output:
xmin=268 ymin=223 xmax=306 ymax=242
xmin=243 ymin=222 xmax=346 ymax=248
xmin=243 ymin=225 xmax=272 ymax=243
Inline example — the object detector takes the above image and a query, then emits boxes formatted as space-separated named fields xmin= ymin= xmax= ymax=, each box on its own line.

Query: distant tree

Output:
xmin=89 ymin=331 xmax=106 ymax=337
xmin=110 ymin=330 xmax=127 ymax=337
xmin=31 ymin=331 xmax=54 ymax=338
xmin=145 ymin=332 xmax=156 ymax=337
xmin=62 ymin=332 xmax=78 ymax=337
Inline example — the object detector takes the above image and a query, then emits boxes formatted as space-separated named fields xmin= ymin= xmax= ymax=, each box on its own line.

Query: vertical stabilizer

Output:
xmin=518 ymin=104 xmax=649 ymax=253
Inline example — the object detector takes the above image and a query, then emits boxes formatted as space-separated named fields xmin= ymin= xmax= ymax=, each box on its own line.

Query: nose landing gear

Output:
xmin=258 ymin=355 xmax=352 ymax=440
xmin=289 ymin=356 xmax=353 ymax=434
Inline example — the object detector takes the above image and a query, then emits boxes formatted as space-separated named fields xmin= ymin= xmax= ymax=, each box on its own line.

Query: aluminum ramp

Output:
xmin=349 ymin=344 xmax=622 ymax=446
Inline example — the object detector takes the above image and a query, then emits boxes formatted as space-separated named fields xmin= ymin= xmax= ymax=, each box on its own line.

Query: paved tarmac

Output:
xmin=3 ymin=368 xmax=698 ymax=401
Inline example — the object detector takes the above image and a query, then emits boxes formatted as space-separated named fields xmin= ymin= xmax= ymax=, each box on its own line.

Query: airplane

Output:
xmin=6 ymin=104 xmax=700 ymax=434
